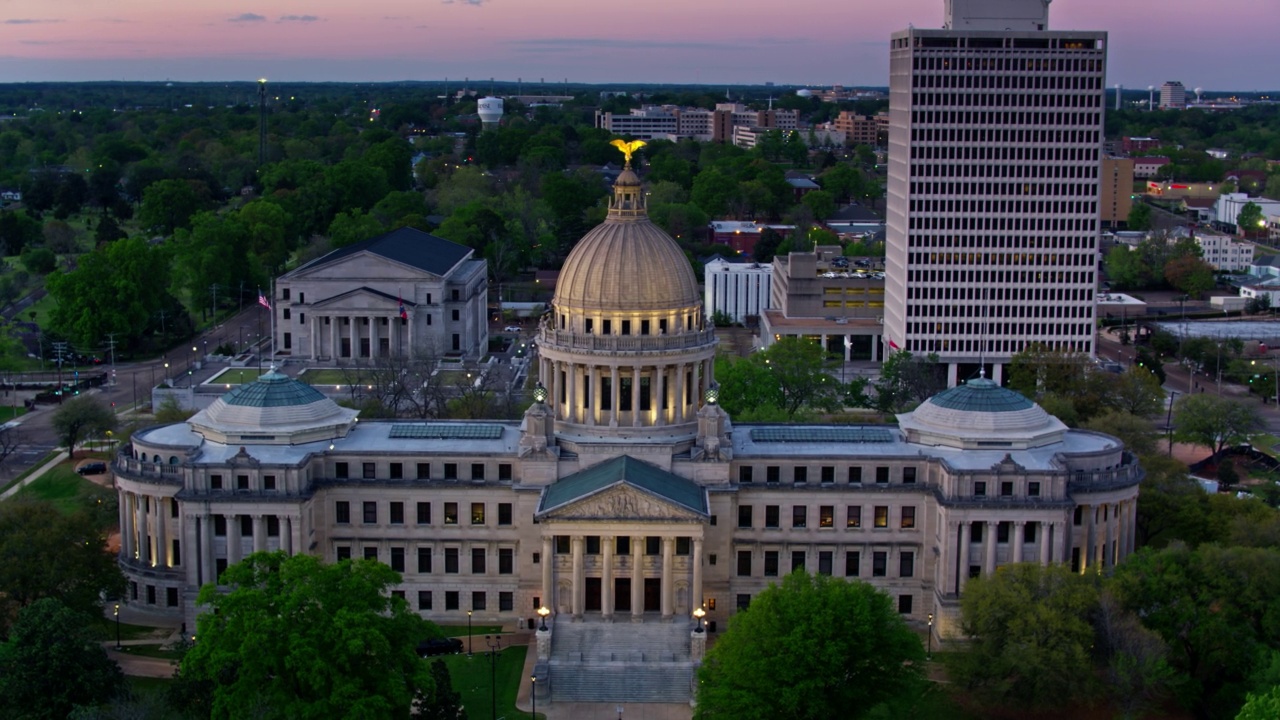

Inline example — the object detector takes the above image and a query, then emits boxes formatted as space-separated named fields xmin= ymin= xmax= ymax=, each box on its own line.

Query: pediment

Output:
xmin=291 ymin=252 xmax=443 ymax=283
xmin=310 ymin=287 xmax=410 ymax=313
xmin=540 ymin=484 xmax=706 ymax=522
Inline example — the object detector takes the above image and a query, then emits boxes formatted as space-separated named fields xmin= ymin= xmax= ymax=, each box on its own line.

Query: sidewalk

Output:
xmin=0 ymin=449 xmax=67 ymax=501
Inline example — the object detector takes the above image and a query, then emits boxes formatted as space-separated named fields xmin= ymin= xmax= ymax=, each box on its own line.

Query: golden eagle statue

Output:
xmin=610 ymin=139 xmax=647 ymax=167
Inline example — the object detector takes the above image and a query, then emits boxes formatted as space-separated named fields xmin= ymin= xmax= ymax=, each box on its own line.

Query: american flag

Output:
xmin=398 ymin=295 xmax=409 ymax=320
xmin=258 ymin=291 xmax=271 ymax=310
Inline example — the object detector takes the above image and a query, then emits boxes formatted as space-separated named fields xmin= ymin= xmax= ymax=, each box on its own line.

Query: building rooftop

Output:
xmin=293 ymin=227 xmax=473 ymax=278
xmin=538 ymin=455 xmax=708 ymax=517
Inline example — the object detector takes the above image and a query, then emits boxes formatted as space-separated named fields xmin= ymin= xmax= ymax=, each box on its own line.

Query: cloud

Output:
xmin=227 ymin=13 xmax=267 ymax=23
xmin=4 ymin=18 xmax=63 ymax=25
xmin=279 ymin=15 xmax=320 ymax=22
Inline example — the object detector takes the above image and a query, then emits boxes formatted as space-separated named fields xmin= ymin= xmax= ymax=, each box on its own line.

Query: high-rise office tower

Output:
xmin=1159 ymin=81 xmax=1186 ymax=110
xmin=884 ymin=0 xmax=1106 ymax=386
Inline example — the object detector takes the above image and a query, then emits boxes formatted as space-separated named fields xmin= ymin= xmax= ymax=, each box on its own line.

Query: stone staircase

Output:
xmin=548 ymin=618 xmax=694 ymax=704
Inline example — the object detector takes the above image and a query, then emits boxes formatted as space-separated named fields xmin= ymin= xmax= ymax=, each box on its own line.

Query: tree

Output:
xmin=1127 ymin=202 xmax=1153 ymax=231
xmin=873 ymin=350 xmax=945 ymax=413
xmin=759 ymin=337 xmax=844 ymax=418
xmin=137 ymin=179 xmax=210 ymax=235
xmin=1094 ymin=591 xmax=1176 ymax=720
xmin=327 ymin=208 xmax=385 ymax=249
xmin=0 ymin=598 xmax=123 ymax=720
xmin=1083 ymin=410 xmax=1160 ymax=456
xmin=1237 ymin=201 xmax=1264 ymax=237
xmin=1238 ymin=686 xmax=1280 ymax=720
xmin=800 ymin=189 xmax=835 ymax=221
xmin=48 ymin=237 xmax=176 ymax=350
xmin=413 ymin=660 xmax=468 ymax=720
xmin=1105 ymin=366 xmax=1165 ymax=418
xmin=1164 ymin=255 xmax=1216 ymax=299
xmin=695 ymin=571 xmax=924 ymax=720
xmin=180 ymin=552 xmax=436 ymax=720
xmin=1173 ymin=393 xmax=1262 ymax=455
xmin=0 ymin=500 xmax=125 ymax=634
xmin=51 ymin=396 xmax=117 ymax=454
xmin=946 ymin=563 xmax=1100 ymax=711
xmin=19 ymin=246 xmax=56 ymax=275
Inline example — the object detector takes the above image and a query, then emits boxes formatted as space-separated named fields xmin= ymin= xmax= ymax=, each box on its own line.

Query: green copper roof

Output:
xmin=222 ymin=372 xmax=328 ymax=408
xmin=927 ymin=378 xmax=1034 ymax=413
xmin=539 ymin=456 xmax=708 ymax=517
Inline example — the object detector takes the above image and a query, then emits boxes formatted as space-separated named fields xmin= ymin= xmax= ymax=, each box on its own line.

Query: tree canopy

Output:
xmin=0 ymin=598 xmax=123 ymax=720
xmin=695 ymin=571 xmax=924 ymax=720
xmin=179 ymin=551 xmax=436 ymax=720
xmin=1173 ymin=393 xmax=1263 ymax=455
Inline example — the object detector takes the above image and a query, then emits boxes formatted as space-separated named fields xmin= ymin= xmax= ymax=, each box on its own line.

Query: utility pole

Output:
xmin=105 ymin=333 xmax=118 ymax=387
xmin=210 ymin=284 xmax=219 ymax=324
xmin=51 ymin=341 xmax=68 ymax=404
xmin=258 ymin=78 xmax=268 ymax=167
xmin=157 ymin=309 xmax=167 ymax=337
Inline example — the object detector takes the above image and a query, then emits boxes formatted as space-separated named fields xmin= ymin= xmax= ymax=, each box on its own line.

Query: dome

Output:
xmin=554 ymin=169 xmax=700 ymax=313
xmin=188 ymin=371 xmax=358 ymax=445
xmin=897 ymin=378 xmax=1066 ymax=449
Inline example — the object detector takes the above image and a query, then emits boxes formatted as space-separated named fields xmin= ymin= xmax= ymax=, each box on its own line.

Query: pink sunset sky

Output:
xmin=0 ymin=0 xmax=1275 ymax=89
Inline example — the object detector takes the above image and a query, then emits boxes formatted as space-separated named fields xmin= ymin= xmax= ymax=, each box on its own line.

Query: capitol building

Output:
xmin=113 ymin=159 xmax=1142 ymax=677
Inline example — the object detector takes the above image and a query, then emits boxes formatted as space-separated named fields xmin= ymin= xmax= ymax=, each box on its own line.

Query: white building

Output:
xmin=704 ymin=258 xmax=773 ymax=324
xmin=884 ymin=0 xmax=1106 ymax=385
xmin=1159 ymin=81 xmax=1186 ymax=109
xmin=1215 ymin=193 xmax=1280 ymax=234
xmin=1195 ymin=231 xmax=1254 ymax=272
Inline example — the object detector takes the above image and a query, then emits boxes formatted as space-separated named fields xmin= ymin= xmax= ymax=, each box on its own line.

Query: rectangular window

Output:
xmin=874 ymin=506 xmax=889 ymax=528
xmin=847 ymin=505 xmax=862 ymax=528
xmin=499 ymin=592 xmax=514 ymax=612
xmin=336 ymin=545 xmax=351 ymax=561
xmin=417 ymin=502 xmax=431 ymax=524
xmin=335 ymin=463 xmax=349 ymax=479
xmin=791 ymin=551 xmax=806 ymax=573
xmin=738 ymin=505 xmax=753 ymax=528
xmin=363 ymin=547 xmax=378 ymax=561
xmin=214 ymin=516 xmax=226 ymax=536
xmin=997 ymin=522 xmax=1010 ymax=543
xmin=444 ymin=463 xmax=458 ymax=480
xmin=210 ymin=474 xmax=223 ymax=490
xmin=586 ymin=536 xmax=601 ymax=555
xmin=471 ymin=503 xmax=485 ymax=525
xmin=898 ymin=594 xmax=913 ymax=615
xmin=1074 ymin=506 xmax=1083 ymax=526
xmin=900 ymin=551 xmax=915 ymax=578
xmin=764 ymin=551 xmax=779 ymax=576
xmin=875 ymin=467 xmax=889 ymax=484
xmin=972 ymin=523 xmax=984 ymax=543
xmin=417 ymin=463 xmax=431 ymax=480
xmin=390 ymin=547 xmax=405 ymax=572
xmin=556 ymin=536 xmax=570 ymax=554
xmin=975 ymin=481 xmax=987 ymax=497
xmin=418 ymin=591 xmax=433 ymax=611
xmin=792 ymin=506 xmax=807 ymax=529
xmin=818 ymin=551 xmax=833 ymax=576
xmin=445 ymin=548 xmax=459 ymax=574
xmin=739 ymin=466 xmax=753 ymax=483
xmin=445 ymin=591 xmax=459 ymax=611
xmin=498 ymin=503 xmax=512 ymax=525
xmin=236 ymin=475 xmax=249 ymax=490
xmin=901 ymin=507 xmax=916 ymax=529
xmin=849 ymin=466 xmax=863 ymax=483
xmin=766 ymin=466 xmax=780 ymax=483
xmin=471 ymin=548 xmax=486 ymax=574
xmin=903 ymin=467 xmax=917 ymax=484
xmin=1001 ymin=481 xmax=1014 ymax=497
xmin=390 ymin=502 xmax=404 ymax=525
xmin=444 ymin=503 xmax=458 ymax=525
xmin=1024 ymin=523 xmax=1038 ymax=543
xmin=472 ymin=463 xmax=485 ymax=480
xmin=765 ymin=505 xmax=780 ymax=528
xmin=819 ymin=506 xmax=834 ymax=528
xmin=335 ymin=501 xmax=350 ymax=524
xmin=793 ymin=466 xmax=807 ymax=484
xmin=737 ymin=594 xmax=751 ymax=610
xmin=263 ymin=475 xmax=276 ymax=490
xmin=616 ymin=537 xmax=630 ymax=555
xmin=363 ymin=502 xmax=377 ymax=524
xmin=167 ymin=587 xmax=179 ymax=607
xmin=737 ymin=550 xmax=752 ymax=576
xmin=498 ymin=463 xmax=513 ymax=480
xmin=1029 ymin=481 xmax=1041 ymax=497
xmin=821 ymin=466 xmax=835 ymax=484
xmin=389 ymin=463 xmax=403 ymax=480
xmin=676 ymin=537 xmax=691 ymax=555
xmin=417 ymin=547 xmax=432 ymax=573
xmin=472 ymin=592 xmax=486 ymax=611
xmin=362 ymin=463 xmax=375 ymax=479
xmin=646 ymin=537 xmax=660 ymax=555
xmin=845 ymin=551 xmax=860 ymax=576
xmin=872 ymin=551 xmax=887 ymax=577
xmin=499 ymin=548 xmax=514 ymax=574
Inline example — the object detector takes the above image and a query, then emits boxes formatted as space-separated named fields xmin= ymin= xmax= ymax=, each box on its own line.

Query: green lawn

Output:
xmin=206 ymin=368 xmax=268 ymax=386
xmin=438 ymin=645 xmax=538 ymax=720
xmin=299 ymin=369 xmax=355 ymax=385
xmin=437 ymin=624 xmax=505 ymax=638
xmin=436 ymin=370 xmax=475 ymax=386
xmin=115 ymin=643 xmax=185 ymax=660
xmin=93 ymin=617 xmax=169 ymax=643
xmin=24 ymin=291 xmax=58 ymax=327
xmin=16 ymin=461 xmax=109 ymax=514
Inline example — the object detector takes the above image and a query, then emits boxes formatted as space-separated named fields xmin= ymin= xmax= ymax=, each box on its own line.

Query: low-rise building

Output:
xmin=1216 ymin=193 xmax=1280 ymax=234
xmin=1101 ymin=157 xmax=1135 ymax=228
xmin=709 ymin=221 xmax=795 ymax=257
xmin=1195 ymin=230 xmax=1255 ymax=272
xmin=832 ymin=112 xmax=880 ymax=146
xmin=1131 ymin=157 xmax=1171 ymax=179
xmin=759 ymin=246 xmax=885 ymax=361
xmin=1146 ymin=180 xmax=1222 ymax=202
xmin=704 ymin=258 xmax=772 ymax=324
xmin=1121 ymin=136 xmax=1161 ymax=154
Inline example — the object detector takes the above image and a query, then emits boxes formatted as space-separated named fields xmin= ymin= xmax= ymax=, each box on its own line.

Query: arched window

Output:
xmin=168 ymin=456 xmax=179 ymax=465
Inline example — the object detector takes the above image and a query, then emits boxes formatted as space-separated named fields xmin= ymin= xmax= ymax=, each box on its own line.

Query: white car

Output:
xmin=504 ymin=326 xmax=522 ymax=333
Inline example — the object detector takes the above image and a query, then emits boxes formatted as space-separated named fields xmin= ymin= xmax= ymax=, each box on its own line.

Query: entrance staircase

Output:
xmin=547 ymin=617 xmax=694 ymax=704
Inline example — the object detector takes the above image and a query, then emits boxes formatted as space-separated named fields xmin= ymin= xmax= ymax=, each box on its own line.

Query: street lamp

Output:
xmin=114 ymin=604 xmax=121 ymax=650
xmin=531 ymin=675 xmax=537 ymax=719
xmin=467 ymin=610 xmax=473 ymax=656
xmin=926 ymin=613 xmax=933 ymax=659
xmin=1165 ymin=390 xmax=1179 ymax=456
xmin=484 ymin=635 xmax=502 ymax=720
xmin=537 ymin=605 xmax=550 ymax=631
xmin=692 ymin=606 xmax=705 ymax=633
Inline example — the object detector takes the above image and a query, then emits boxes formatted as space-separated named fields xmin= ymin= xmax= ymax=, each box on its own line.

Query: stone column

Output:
xmin=310 ymin=315 xmax=318 ymax=359
xmin=692 ymin=362 xmax=702 ymax=410
xmin=566 ymin=363 xmax=577 ymax=424
xmin=661 ymin=536 xmax=674 ymax=618
xmin=609 ymin=365 xmax=619 ymax=427
xmin=155 ymin=497 xmax=168 ymax=567
xmin=1102 ymin=503 xmax=1112 ymax=569
xmin=1059 ymin=520 xmax=1072 ymax=565
xmin=958 ymin=521 xmax=971 ymax=594
xmin=631 ymin=535 xmax=644 ymax=621
xmin=692 ymin=537 xmax=704 ymax=612
xmin=182 ymin=514 xmax=197 ymax=575
xmin=253 ymin=514 xmax=267 ymax=554
xmin=349 ymin=316 xmax=358 ymax=361
xmin=602 ymin=536 xmax=614 ymax=620
xmin=674 ymin=363 xmax=686 ymax=424
xmin=120 ymin=493 xmax=133 ymax=562
xmin=1012 ymin=520 xmax=1025 ymax=564
xmin=289 ymin=516 xmax=301 ymax=556
xmin=227 ymin=514 xmax=241 ymax=565
xmin=1127 ymin=501 xmax=1137 ymax=557
xmin=631 ymin=365 xmax=642 ymax=427
xmin=542 ymin=536 xmax=554 ymax=613
xmin=570 ymin=535 xmax=584 ymax=619
xmin=368 ymin=316 xmax=378 ymax=358
xmin=1039 ymin=521 xmax=1052 ymax=565
xmin=136 ymin=497 xmax=149 ymax=565
xmin=1084 ymin=505 xmax=1096 ymax=573
xmin=984 ymin=521 xmax=997 ymax=576
xmin=282 ymin=516 xmax=294 ymax=555
xmin=201 ymin=514 xmax=215 ymax=586
xmin=588 ymin=367 xmax=598 ymax=426
xmin=656 ymin=365 xmax=667 ymax=427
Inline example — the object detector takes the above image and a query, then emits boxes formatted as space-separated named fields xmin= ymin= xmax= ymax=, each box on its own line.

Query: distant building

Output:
xmin=1101 ymin=157 xmax=1135 ymax=228
xmin=1146 ymin=181 xmax=1222 ymax=201
xmin=708 ymin=221 xmax=795 ymax=257
xmin=274 ymin=227 xmax=489 ymax=361
xmin=1192 ymin=230 xmax=1255 ymax=272
xmin=1131 ymin=157 xmax=1171 ymax=179
xmin=832 ymin=112 xmax=880 ymax=146
xmin=760 ymin=246 xmax=885 ymax=361
xmin=703 ymin=258 xmax=772 ymax=324
xmin=1121 ymin=136 xmax=1162 ymax=154
xmin=1159 ymin=81 xmax=1187 ymax=110
xmin=1206 ymin=148 xmax=1230 ymax=160
xmin=1215 ymin=193 xmax=1280 ymax=233
xmin=595 ymin=104 xmax=798 ymax=143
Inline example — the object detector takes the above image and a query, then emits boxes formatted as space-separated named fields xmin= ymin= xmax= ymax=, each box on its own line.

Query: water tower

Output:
xmin=477 ymin=96 xmax=504 ymax=131
xmin=1194 ymin=87 xmax=1204 ymax=104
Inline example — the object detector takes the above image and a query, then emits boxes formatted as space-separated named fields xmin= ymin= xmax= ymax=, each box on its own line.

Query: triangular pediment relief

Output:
xmin=310 ymin=287 xmax=411 ymax=313
xmin=290 ymin=252 xmax=442 ymax=283
xmin=540 ymin=484 xmax=705 ymax=522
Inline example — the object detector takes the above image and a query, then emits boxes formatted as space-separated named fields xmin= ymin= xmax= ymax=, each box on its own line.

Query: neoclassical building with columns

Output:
xmin=114 ymin=162 xmax=1141 ymax=642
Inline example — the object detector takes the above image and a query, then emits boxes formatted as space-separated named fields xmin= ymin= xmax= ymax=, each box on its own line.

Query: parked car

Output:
xmin=417 ymin=637 xmax=464 ymax=657
xmin=504 ymin=325 xmax=522 ymax=333
xmin=76 ymin=462 xmax=108 ymax=475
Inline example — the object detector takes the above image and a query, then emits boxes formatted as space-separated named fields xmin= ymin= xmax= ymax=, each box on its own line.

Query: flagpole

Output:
xmin=270 ymin=277 xmax=277 ymax=371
